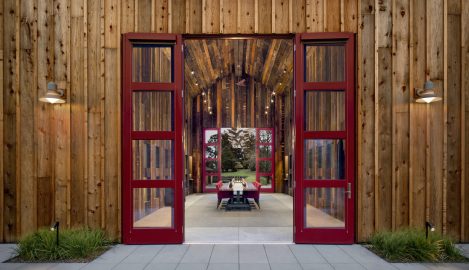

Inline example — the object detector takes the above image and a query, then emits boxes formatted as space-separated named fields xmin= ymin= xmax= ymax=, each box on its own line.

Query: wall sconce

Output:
xmin=39 ymin=82 xmax=66 ymax=104
xmin=414 ymin=79 xmax=442 ymax=104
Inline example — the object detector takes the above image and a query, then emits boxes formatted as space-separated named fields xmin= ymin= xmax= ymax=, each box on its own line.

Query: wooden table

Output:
xmin=217 ymin=182 xmax=260 ymax=207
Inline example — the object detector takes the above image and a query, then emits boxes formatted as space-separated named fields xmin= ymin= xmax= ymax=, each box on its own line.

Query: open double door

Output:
xmin=122 ymin=33 xmax=355 ymax=244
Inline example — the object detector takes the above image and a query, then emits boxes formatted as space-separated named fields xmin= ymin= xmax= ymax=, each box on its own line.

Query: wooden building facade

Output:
xmin=1 ymin=0 xmax=469 ymax=243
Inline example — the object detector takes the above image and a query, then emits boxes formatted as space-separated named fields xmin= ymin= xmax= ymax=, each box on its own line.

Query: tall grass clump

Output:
xmin=369 ymin=228 xmax=467 ymax=262
xmin=15 ymin=228 xmax=113 ymax=262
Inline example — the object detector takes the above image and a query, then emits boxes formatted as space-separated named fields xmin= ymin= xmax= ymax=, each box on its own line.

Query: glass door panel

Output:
xmin=294 ymin=33 xmax=355 ymax=244
xmin=202 ymin=128 xmax=221 ymax=191
xmin=256 ymin=128 xmax=274 ymax=191
xmin=123 ymin=34 xmax=183 ymax=244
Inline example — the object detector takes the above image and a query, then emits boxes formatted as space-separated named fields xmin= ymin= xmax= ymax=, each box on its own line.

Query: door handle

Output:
xmin=345 ymin=183 xmax=352 ymax=199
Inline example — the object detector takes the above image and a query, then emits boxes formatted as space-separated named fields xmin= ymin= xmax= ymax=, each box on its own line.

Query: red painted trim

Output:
xmin=303 ymin=82 xmax=347 ymax=90
xmin=122 ymin=33 xmax=184 ymax=244
xmin=202 ymin=128 xmax=222 ymax=193
xmin=130 ymin=82 xmax=175 ymax=91
xmin=255 ymin=128 xmax=275 ymax=193
xmin=294 ymin=33 xmax=355 ymax=244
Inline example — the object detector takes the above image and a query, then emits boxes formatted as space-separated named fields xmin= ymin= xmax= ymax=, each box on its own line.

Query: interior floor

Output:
xmin=185 ymin=193 xmax=293 ymax=243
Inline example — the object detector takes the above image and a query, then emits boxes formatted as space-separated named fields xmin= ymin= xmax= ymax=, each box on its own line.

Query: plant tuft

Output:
xmin=368 ymin=228 xmax=467 ymax=263
xmin=14 ymin=228 xmax=113 ymax=262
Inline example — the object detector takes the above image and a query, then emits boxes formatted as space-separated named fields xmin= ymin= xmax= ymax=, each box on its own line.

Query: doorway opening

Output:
xmin=121 ymin=33 xmax=355 ymax=244
xmin=183 ymin=37 xmax=294 ymax=243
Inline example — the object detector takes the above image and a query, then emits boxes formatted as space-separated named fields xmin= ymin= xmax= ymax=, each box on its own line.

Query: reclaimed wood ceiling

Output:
xmin=184 ymin=39 xmax=293 ymax=97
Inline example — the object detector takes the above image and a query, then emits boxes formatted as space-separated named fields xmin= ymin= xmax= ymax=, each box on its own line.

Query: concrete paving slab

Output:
xmin=79 ymin=263 xmax=115 ymax=270
xmin=121 ymin=245 xmax=163 ymax=263
xmin=288 ymin=245 xmax=327 ymax=263
xmin=239 ymin=245 xmax=268 ymax=263
xmin=143 ymin=263 xmax=178 ymax=270
xmin=392 ymin=263 xmax=430 ymax=270
xmin=264 ymin=245 xmax=297 ymax=263
xmin=422 ymin=263 xmax=469 ymax=270
xmin=269 ymin=263 xmax=302 ymax=270
xmin=239 ymin=263 xmax=270 ymax=270
xmin=339 ymin=245 xmax=385 ymax=263
xmin=151 ymin=245 xmax=189 ymax=264
xmin=179 ymin=244 xmax=213 ymax=263
xmin=48 ymin=263 xmax=86 ymax=270
xmin=175 ymin=263 xmax=207 ymax=270
xmin=209 ymin=244 xmax=238 ymax=263
xmin=330 ymin=263 xmax=367 ymax=270
xmin=300 ymin=263 xmax=334 ymax=270
xmin=112 ymin=263 xmax=147 ymax=270
xmin=0 ymin=263 xmax=26 ymax=270
xmin=16 ymin=263 xmax=57 ymax=270
xmin=361 ymin=262 xmax=398 ymax=270
xmin=207 ymin=263 xmax=239 ymax=270
xmin=315 ymin=245 xmax=356 ymax=264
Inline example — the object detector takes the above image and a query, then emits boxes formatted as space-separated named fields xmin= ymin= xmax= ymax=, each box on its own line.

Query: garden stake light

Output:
xmin=50 ymin=221 xmax=60 ymax=245
xmin=425 ymin=221 xmax=435 ymax=239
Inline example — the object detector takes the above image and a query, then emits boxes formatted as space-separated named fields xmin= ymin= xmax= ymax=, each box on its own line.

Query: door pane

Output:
xmin=259 ymin=161 xmax=272 ymax=173
xmin=133 ymin=188 xmax=174 ymax=228
xmin=205 ymin=175 xmax=219 ymax=189
xmin=133 ymin=140 xmax=174 ymax=180
xmin=305 ymin=44 xmax=345 ymax=82
xmin=205 ymin=160 xmax=218 ymax=173
xmin=205 ymin=146 xmax=218 ymax=159
xmin=259 ymin=145 xmax=272 ymax=158
xmin=304 ymin=91 xmax=345 ymax=131
xmin=259 ymin=176 xmax=272 ymax=187
xmin=133 ymin=91 xmax=173 ymax=131
xmin=304 ymin=140 xmax=345 ymax=180
xmin=132 ymin=44 xmax=172 ymax=82
xmin=304 ymin=188 xmax=345 ymax=228
xmin=205 ymin=130 xmax=219 ymax=143
xmin=259 ymin=130 xmax=273 ymax=143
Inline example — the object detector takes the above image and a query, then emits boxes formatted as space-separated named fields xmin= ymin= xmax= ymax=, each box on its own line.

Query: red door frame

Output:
xmin=294 ymin=33 xmax=355 ymax=244
xmin=122 ymin=33 xmax=184 ymax=244
xmin=202 ymin=128 xmax=222 ymax=193
xmin=256 ymin=128 xmax=275 ymax=192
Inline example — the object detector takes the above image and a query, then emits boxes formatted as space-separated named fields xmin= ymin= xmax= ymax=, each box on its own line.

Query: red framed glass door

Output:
xmin=294 ymin=33 xmax=355 ymax=244
xmin=122 ymin=33 xmax=184 ymax=244
xmin=202 ymin=128 xmax=222 ymax=192
xmin=256 ymin=128 xmax=275 ymax=192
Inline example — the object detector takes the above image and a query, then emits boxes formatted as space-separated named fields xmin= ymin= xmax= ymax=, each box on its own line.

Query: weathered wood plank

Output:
xmin=169 ymin=0 xmax=185 ymax=33
xmin=257 ymin=0 xmax=272 ymax=33
xmin=446 ymin=13 xmax=461 ymax=240
xmin=426 ymin=0 xmax=444 ymax=234
xmin=70 ymin=0 xmax=86 ymax=229
xmin=202 ymin=0 xmax=219 ymax=33
xmin=462 ymin=0 xmax=469 ymax=242
xmin=344 ymin=0 xmax=358 ymax=32
xmin=54 ymin=0 xmax=71 ymax=228
xmin=155 ymin=0 xmax=169 ymax=32
xmin=376 ymin=47 xmax=392 ymax=231
xmin=409 ymin=0 xmax=427 ymax=228
xmin=392 ymin=0 xmax=410 ymax=229
xmin=220 ymin=0 xmax=237 ymax=33
xmin=238 ymin=0 xmax=255 ymax=33
xmin=377 ymin=0 xmax=391 ymax=48
xmin=104 ymin=48 xmax=119 ymax=239
xmin=291 ymin=0 xmax=305 ymax=32
xmin=186 ymin=0 xmax=202 ymax=33
xmin=357 ymin=14 xmax=375 ymax=241
xmin=137 ymin=0 xmax=152 ymax=32
xmin=305 ymin=0 xmax=323 ymax=32
xmin=272 ymin=0 xmax=289 ymax=33
xmin=87 ymin=0 xmax=104 ymax=228
xmin=121 ymin=0 xmax=135 ymax=33
xmin=325 ymin=0 xmax=340 ymax=32
xmin=105 ymin=0 xmax=118 ymax=48
xmin=19 ymin=0 xmax=38 ymax=237
xmin=0 ymin=0 xmax=3 ymax=241
xmin=3 ymin=0 xmax=20 ymax=242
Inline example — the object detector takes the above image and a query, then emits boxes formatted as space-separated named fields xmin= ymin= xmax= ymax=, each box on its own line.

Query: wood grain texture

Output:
xmin=1 ymin=0 xmax=468 ymax=242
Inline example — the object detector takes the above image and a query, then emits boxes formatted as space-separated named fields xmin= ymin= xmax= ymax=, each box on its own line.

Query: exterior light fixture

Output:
xmin=39 ymin=82 xmax=66 ymax=104
xmin=415 ymin=79 xmax=442 ymax=103
xmin=425 ymin=221 xmax=435 ymax=239
xmin=191 ymin=70 xmax=195 ymax=75
xmin=50 ymin=221 xmax=60 ymax=245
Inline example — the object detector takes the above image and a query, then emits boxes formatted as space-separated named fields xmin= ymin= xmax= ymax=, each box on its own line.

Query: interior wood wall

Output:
xmin=1 ymin=0 xmax=468 ymax=242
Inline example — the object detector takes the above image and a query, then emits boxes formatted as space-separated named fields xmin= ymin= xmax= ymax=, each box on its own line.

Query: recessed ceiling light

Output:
xmin=191 ymin=71 xmax=195 ymax=75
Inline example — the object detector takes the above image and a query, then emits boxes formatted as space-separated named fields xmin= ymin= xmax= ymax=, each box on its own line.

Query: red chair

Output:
xmin=252 ymin=181 xmax=262 ymax=207
xmin=215 ymin=180 xmax=224 ymax=208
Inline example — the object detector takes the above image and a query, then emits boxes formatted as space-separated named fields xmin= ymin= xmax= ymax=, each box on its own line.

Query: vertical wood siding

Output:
xmin=1 ymin=0 xmax=468 ymax=242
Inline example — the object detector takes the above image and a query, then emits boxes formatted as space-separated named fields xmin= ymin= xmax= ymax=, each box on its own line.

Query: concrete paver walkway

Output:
xmin=0 ymin=244 xmax=468 ymax=270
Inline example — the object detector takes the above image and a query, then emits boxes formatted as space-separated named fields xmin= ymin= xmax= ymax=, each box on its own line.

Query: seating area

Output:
xmin=215 ymin=180 xmax=262 ymax=210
